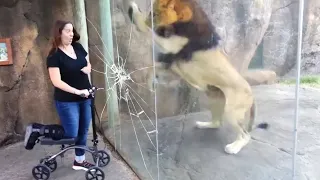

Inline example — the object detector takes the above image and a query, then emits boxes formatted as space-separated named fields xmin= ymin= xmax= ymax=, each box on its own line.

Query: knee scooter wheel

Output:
xmin=93 ymin=150 xmax=110 ymax=167
xmin=85 ymin=167 xmax=105 ymax=180
xmin=40 ymin=157 xmax=57 ymax=172
xmin=32 ymin=164 xmax=51 ymax=180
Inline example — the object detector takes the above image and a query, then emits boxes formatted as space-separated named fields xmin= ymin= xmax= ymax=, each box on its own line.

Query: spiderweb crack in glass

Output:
xmin=80 ymin=0 xmax=297 ymax=179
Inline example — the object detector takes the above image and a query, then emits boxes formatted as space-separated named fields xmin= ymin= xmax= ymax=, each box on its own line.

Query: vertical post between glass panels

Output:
xmin=99 ymin=0 xmax=120 ymax=130
xmin=292 ymin=0 xmax=304 ymax=179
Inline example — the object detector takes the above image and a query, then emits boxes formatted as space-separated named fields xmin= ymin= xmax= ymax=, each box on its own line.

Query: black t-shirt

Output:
xmin=46 ymin=42 xmax=91 ymax=102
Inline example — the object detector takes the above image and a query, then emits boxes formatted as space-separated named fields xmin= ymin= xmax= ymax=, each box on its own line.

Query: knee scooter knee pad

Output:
xmin=41 ymin=124 xmax=65 ymax=140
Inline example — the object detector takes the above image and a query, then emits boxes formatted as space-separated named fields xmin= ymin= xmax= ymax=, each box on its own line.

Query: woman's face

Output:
xmin=60 ymin=23 xmax=74 ymax=46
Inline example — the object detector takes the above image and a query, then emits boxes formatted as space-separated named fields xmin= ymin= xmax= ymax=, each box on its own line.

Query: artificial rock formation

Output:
xmin=0 ymin=0 xmax=74 ymax=146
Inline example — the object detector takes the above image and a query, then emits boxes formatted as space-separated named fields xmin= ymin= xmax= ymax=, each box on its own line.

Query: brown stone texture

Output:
xmin=0 ymin=0 xmax=75 ymax=146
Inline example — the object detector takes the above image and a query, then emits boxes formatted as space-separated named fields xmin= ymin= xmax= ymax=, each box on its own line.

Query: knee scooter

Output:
xmin=24 ymin=86 xmax=110 ymax=180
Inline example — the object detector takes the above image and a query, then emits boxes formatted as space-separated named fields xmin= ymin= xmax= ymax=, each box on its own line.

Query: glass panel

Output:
xmin=295 ymin=0 xmax=320 ymax=179
xmin=88 ymin=0 xmax=317 ymax=179
xmin=1 ymin=0 xmax=316 ymax=179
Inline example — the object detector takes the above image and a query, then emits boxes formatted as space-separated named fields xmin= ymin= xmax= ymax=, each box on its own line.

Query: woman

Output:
xmin=46 ymin=20 xmax=94 ymax=171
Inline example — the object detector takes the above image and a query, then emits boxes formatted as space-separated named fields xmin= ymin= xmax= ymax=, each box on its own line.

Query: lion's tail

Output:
xmin=248 ymin=99 xmax=270 ymax=132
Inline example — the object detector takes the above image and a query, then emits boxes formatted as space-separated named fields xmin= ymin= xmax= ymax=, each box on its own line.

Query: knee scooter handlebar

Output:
xmin=79 ymin=86 xmax=103 ymax=145
xmin=80 ymin=86 xmax=104 ymax=98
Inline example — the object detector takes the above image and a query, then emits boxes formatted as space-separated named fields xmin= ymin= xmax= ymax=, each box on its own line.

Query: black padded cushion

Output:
xmin=40 ymin=137 xmax=76 ymax=145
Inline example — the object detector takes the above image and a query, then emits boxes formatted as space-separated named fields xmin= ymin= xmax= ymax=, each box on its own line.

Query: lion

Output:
xmin=126 ymin=0 xmax=269 ymax=155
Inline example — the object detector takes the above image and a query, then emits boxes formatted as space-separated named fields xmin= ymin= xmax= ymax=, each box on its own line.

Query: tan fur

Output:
xmin=128 ymin=1 xmax=257 ymax=154
xmin=170 ymin=49 xmax=254 ymax=154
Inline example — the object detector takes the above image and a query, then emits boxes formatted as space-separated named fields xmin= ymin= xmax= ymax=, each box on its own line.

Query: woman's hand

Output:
xmin=81 ymin=63 xmax=91 ymax=74
xmin=75 ymin=89 xmax=90 ymax=98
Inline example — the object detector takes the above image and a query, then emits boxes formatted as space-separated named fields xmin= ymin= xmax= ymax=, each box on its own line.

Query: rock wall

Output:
xmin=262 ymin=0 xmax=299 ymax=76
xmin=285 ymin=0 xmax=320 ymax=77
xmin=262 ymin=0 xmax=320 ymax=77
xmin=206 ymin=0 xmax=274 ymax=73
xmin=0 ymin=0 xmax=75 ymax=146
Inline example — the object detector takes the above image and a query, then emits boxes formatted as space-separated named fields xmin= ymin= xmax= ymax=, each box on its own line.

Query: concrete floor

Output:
xmin=2 ymin=84 xmax=320 ymax=180
xmin=104 ymin=84 xmax=320 ymax=180
xmin=0 ymin=134 xmax=139 ymax=180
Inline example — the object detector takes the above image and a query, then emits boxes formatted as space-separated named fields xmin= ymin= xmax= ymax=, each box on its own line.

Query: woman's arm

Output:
xmin=48 ymin=67 xmax=81 ymax=95
xmin=81 ymin=55 xmax=92 ymax=75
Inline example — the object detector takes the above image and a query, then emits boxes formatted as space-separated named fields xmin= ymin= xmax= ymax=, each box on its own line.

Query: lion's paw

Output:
xmin=224 ymin=135 xmax=250 ymax=154
xmin=224 ymin=142 xmax=241 ymax=154
xmin=196 ymin=121 xmax=221 ymax=129
xmin=128 ymin=2 xmax=139 ymax=21
xmin=129 ymin=1 xmax=140 ymax=13
xmin=131 ymin=2 xmax=138 ymax=8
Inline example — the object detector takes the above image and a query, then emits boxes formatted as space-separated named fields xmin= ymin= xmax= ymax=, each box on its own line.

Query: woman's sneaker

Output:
xmin=72 ymin=160 xmax=95 ymax=171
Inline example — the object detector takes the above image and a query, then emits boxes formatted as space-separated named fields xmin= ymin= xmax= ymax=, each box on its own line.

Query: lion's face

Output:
xmin=146 ymin=0 xmax=193 ymax=28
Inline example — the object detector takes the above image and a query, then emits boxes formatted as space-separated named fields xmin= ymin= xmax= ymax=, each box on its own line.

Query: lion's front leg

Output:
xmin=128 ymin=1 xmax=150 ymax=33
xmin=146 ymin=61 xmax=182 ymax=91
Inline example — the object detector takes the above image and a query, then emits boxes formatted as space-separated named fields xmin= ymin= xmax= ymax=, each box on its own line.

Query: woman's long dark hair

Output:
xmin=47 ymin=20 xmax=80 ymax=56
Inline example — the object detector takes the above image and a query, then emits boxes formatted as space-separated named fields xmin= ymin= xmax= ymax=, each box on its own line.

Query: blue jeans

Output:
xmin=54 ymin=99 xmax=92 ymax=156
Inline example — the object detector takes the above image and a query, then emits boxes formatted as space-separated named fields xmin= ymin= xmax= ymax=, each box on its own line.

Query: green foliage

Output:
xmin=279 ymin=75 xmax=320 ymax=88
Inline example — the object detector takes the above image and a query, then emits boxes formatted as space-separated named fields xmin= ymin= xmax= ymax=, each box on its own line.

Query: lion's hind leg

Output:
xmin=196 ymin=85 xmax=225 ymax=129
xmin=224 ymin=119 xmax=251 ymax=154
xmin=224 ymin=100 xmax=270 ymax=154
xmin=223 ymin=90 xmax=253 ymax=154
